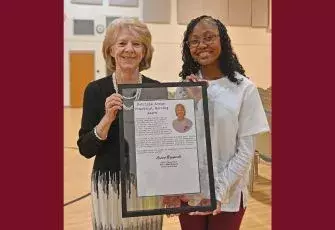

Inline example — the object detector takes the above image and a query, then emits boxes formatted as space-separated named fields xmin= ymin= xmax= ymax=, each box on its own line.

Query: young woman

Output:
xmin=175 ymin=15 xmax=270 ymax=230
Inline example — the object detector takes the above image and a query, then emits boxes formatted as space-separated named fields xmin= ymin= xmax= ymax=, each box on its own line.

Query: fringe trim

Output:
xmin=91 ymin=170 xmax=162 ymax=230
xmin=92 ymin=217 xmax=162 ymax=230
xmin=91 ymin=171 xmax=137 ymax=199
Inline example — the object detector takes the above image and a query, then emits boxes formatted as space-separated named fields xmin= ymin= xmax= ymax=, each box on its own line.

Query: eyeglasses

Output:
xmin=186 ymin=34 xmax=219 ymax=48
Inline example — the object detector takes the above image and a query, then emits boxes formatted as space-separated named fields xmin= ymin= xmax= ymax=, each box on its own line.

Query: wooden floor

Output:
xmin=64 ymin=108 xmax=272 ymax=230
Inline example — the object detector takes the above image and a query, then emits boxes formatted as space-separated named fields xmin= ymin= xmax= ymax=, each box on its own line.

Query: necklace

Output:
xmin=112 ymin=72 xmax=142 ymax=111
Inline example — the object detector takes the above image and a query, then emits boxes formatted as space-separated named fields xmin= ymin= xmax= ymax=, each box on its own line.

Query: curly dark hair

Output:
xmin=179 ymin=15 xmax=246 ymax=84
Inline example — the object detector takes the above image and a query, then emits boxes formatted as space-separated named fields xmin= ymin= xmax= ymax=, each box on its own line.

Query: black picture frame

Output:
xmin=118 ymin=81 xmax=216 ymax=217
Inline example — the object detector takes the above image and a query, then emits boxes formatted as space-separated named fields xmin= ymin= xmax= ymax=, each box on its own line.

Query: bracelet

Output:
xmin=94 ymin=126 xmax=106 ymax=141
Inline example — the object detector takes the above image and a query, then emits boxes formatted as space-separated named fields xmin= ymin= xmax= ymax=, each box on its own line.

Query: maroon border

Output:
xmin=1 ymin=1 xmax=63 ymax=229
xmin=272 ymin=1 xmax=335 ymax=229
xmin=2 ymin=0 xmax=335 ymax=229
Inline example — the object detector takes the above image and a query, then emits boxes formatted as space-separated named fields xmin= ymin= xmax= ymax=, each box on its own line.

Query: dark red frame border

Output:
xmin=2 ymin=0 xmax=334 ymax=229
xmin=1 ymin=1 xmax=63 ymax=229
xmin=272 ymin=1 xmax=335 ymax=229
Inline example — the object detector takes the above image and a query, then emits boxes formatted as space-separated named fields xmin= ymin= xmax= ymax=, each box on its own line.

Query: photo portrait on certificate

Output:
xmin=172 ymin=103 xmax=193 ymax=133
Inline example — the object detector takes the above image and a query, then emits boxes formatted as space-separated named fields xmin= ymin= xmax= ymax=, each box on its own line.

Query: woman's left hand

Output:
xmin=162 ymin=195 xmax=181 ymax=208
xmin=185 ymin=74 xmax=207 ymax=101
xmin=188 ymin=200 xmax=222 ymax=216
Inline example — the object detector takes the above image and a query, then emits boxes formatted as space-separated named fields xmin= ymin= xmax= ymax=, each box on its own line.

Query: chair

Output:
xmin=248 ymin=150 xmax=271 ymax=193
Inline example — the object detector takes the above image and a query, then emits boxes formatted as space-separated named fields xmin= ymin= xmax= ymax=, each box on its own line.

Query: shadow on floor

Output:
xmin=250 ymin=175 xmax=272 ymax=206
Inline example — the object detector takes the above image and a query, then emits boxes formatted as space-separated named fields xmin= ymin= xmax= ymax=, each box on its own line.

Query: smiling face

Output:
xmin=111 ymin=29 xmax=145 ymax=72
xmin=188 ymin=20 xmax=221 ymax=67
xmin=175 ymin=104 xmax=186 ymax=120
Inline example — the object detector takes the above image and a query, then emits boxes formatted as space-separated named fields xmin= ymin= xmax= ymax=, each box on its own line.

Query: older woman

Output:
xmin=77 ymin=18 xmax=166 ymax=230
xmin=172 ymin=103 xmax=193 ymax=133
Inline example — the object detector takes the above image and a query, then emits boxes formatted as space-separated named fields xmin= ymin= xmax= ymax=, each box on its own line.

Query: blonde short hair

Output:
xmin=102 ymin=17 xmax=154 ymax=73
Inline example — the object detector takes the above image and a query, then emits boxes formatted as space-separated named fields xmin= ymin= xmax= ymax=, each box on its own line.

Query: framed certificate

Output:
xmin=118 ymin=82 xmax=215 ymax=217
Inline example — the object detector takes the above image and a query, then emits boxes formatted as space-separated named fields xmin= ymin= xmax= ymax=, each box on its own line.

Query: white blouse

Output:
xmin=175 ymin=72 xmax=270 ymax=212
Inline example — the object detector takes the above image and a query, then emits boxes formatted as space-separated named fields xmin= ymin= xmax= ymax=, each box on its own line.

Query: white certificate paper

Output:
xmin=134 ymin=99 xmax=200 ymax=197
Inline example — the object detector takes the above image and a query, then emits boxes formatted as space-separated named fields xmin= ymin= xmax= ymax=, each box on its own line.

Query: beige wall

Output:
xmin=256 ymin=133 xmax=271 ymax=154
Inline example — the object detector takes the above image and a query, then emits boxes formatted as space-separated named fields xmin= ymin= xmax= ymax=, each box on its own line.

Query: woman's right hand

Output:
xmin=104 ymin=93 xmax=123 ymax=123
xmin=94 ymin=93 xmax=123 ymax=140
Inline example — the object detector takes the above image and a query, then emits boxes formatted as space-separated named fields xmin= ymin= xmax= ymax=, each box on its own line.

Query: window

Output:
xmin=109 ymin=0 xmax=138 ymax=7
xmin=106 ymin=17 xmax=119 ymax=28
xmin=73 ymin=19 xmax=95 ymax=35
xmin=71 ymin=0 xmax=102 ymax=5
